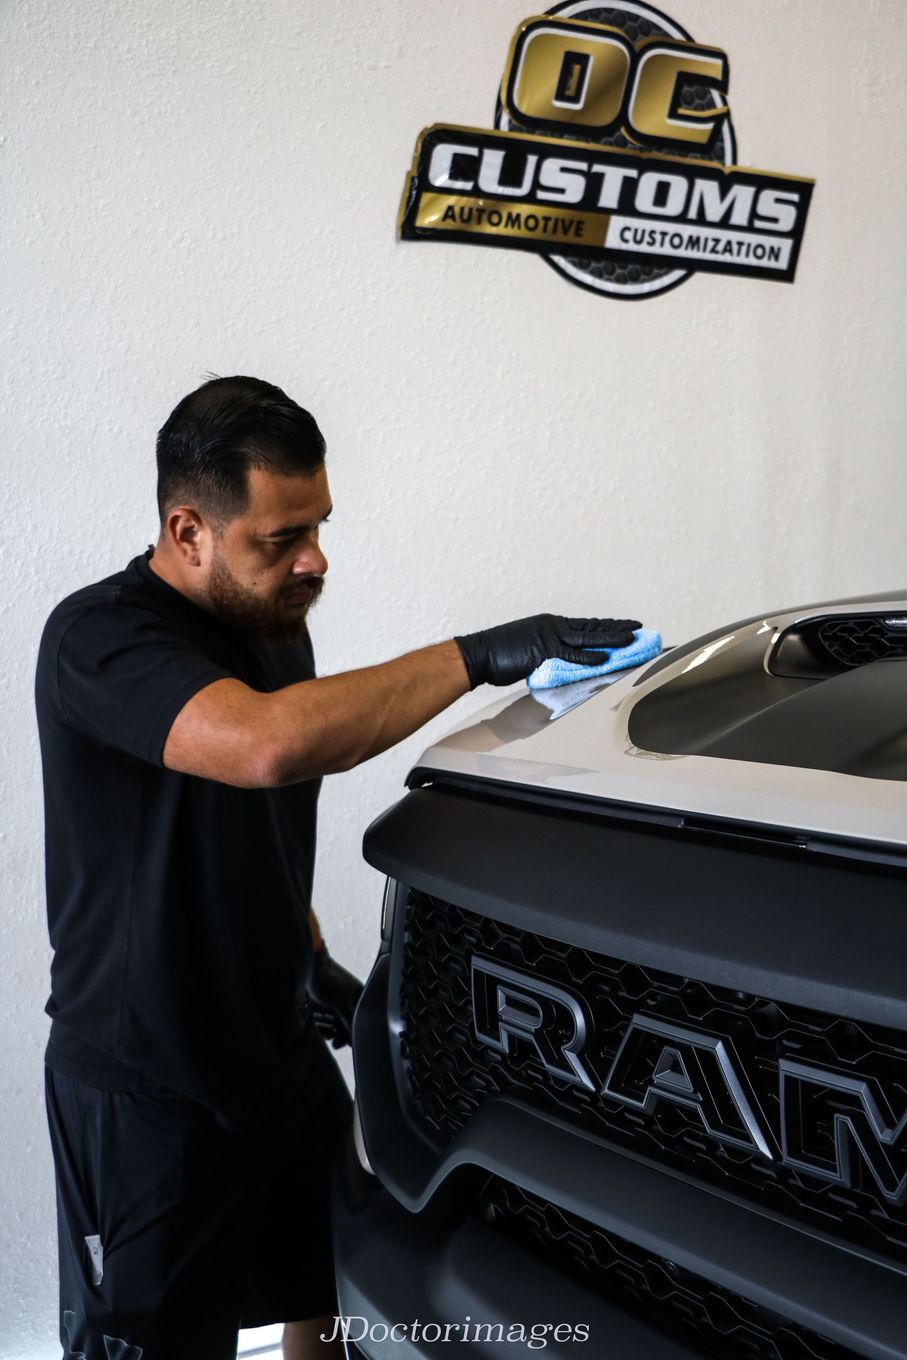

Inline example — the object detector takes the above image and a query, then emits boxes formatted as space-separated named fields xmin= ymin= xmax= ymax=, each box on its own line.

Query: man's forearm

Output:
xmin=265 ymin=638 xmax=471 ymax=784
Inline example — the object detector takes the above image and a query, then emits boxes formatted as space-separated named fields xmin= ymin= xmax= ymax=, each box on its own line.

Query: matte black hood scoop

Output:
xmin=629 ymin=655 xmax=907 ymax=781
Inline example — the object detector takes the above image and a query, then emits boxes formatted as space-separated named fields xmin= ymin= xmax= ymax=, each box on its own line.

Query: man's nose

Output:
xmin=292 ymin=541 xmax=328 ymax=577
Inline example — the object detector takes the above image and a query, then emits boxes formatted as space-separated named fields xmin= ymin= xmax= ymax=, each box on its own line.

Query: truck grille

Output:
xmin=398 ymin=891 xmax=907 ymax=1264
xmin=480 ymin=1176 xmax=859 ymax=1360
xmin=816 ymin=615 xmax=907 ymax=667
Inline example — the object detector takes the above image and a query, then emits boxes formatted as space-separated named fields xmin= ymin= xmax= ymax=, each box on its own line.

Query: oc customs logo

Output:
xmin=398 ymin=2 xmax=814 ymax=299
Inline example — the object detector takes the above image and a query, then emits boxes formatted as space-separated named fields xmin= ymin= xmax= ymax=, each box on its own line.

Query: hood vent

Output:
xmin=771 ymin=613 xmax=907 ymax=679
xmin=817 ymin=615 xmax=907 ymax=666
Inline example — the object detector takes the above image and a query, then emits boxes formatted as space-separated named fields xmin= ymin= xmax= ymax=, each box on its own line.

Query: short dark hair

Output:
xmin=156 ymin=375 xmax=326 ymax=524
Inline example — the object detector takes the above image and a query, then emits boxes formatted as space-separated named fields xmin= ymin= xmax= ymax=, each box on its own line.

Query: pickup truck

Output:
xmin=331 ymin=593 xmax=907 ymax=1359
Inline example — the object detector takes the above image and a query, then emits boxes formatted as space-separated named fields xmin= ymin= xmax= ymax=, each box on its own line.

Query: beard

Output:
xmin=206 ymin=551 xmax=324 ymax=641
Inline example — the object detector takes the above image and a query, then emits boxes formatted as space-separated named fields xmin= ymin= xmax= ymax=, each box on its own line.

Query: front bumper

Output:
xmin=331 ymin=1124 xmax=703 ymax=1360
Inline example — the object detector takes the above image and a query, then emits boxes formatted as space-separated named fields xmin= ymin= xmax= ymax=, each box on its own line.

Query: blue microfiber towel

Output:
xmin=531 ymin=668 xmax=630 ymax=721
xmin=527 ymin=628 xmax=663 ymax=690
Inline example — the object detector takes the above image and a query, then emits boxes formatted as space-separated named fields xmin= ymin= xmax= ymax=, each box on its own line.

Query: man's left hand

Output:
xmin=308 ymin=945 xmax=364 ymax=1049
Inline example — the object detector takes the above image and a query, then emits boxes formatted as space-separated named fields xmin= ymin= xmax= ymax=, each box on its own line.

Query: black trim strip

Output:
xmin=405 ymin=770 xmax=907 ymax=868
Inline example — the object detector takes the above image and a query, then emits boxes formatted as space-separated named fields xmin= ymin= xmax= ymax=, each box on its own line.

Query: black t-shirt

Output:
xmin=35 ymin=549 xmax=322 ymax=1129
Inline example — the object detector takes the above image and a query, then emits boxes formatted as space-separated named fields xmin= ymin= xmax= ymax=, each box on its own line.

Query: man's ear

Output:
xmin=162 ymin=505 xmax=206 ymax=566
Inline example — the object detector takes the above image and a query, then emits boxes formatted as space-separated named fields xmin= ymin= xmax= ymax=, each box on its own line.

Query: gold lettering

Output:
xmin=627 ymin=42 xmax=728 ymax=148
xmin=504 ymin=18 xmax=632 ymax=134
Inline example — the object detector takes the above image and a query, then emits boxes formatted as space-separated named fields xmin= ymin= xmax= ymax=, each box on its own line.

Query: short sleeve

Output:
xmin=52 ymin=602 xmax=234 ymax=766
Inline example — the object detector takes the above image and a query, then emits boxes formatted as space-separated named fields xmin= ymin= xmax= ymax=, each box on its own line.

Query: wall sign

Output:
xmin=398 ymin=2 xmax=814 ymax=299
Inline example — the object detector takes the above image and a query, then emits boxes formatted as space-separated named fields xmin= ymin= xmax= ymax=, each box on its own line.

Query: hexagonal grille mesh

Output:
xmin=480 ymin=1177 xmax=860 ymax=1360
xmin=816 ymin=616 xmax=907 ymax=668
xmin=398 ymin=890 xmax=907 ymax=1263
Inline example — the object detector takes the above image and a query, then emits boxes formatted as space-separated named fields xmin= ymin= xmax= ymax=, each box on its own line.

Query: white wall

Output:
xmin=2 ymin=1 xmax=905 ymax=1353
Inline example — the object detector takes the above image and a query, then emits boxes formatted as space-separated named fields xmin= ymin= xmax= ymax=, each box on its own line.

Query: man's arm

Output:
xmin=162 ymin=614 xmax=641 ymax=789
xmin=163 ymin=638 xmax=470 ymax=787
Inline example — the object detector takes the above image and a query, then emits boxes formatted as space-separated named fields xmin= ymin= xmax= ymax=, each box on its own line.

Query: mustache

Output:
xmin=286 ymin=576 xmax=324 ymax=594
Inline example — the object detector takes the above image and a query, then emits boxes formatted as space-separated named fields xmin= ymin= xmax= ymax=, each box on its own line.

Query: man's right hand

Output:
xmin=454 ymin=614 xmax=641 ymax=690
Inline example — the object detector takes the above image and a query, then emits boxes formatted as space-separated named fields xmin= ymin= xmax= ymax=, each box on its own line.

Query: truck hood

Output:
xmin=411 ymin=593 xmax=907 ymax=849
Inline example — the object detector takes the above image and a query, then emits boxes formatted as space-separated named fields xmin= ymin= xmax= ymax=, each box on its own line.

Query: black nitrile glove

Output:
xmin=308 ymin=945 xmax=364 ymax=1049
xmin=454 ymin=614 xmax=642 ymax=690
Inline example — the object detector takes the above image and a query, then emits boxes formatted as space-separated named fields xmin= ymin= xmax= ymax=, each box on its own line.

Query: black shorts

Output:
xmin=44 ymin=1024 xmax=354 ymax=1359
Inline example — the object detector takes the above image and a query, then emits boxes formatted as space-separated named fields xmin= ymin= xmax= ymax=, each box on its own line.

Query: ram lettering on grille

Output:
xmin=471 ymin=955 xmax=907 ymax=1205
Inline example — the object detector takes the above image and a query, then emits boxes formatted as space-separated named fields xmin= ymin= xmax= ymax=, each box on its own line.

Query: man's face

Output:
xmin=203 ymin=465 xmax=332 ymax=640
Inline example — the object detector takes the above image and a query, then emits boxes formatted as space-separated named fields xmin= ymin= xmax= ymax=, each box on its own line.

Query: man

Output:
xmin=35 ymin=375 xmax=639 ymax=1359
